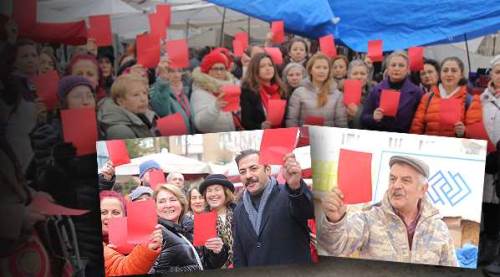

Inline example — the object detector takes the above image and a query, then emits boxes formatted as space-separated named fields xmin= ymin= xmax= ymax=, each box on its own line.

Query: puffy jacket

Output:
xmin=410 ymin=86 xmax=481 ymax=136
xmin=285 ymin=79 xmax=347 ymax=127
xmin=317 ymin=193 xmax=458 ymax=267
xmin=104 ymin=243 xmax=160 ymax=277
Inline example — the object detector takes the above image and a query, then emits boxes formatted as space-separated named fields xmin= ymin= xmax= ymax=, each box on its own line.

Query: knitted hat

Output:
xmin=139 ymin=160 xmax=161 ymax=178
xmin=57 ymin=75 xmax=95 ymax=100
xmin=212 ymin=47 xmax=233 ymax=68
xmin=199 ymin=174 xmax=235 ymax=195
xmin=200 ymin=51 xmax=228 ymax=74
xmin=128 ymin=186 xmax=154 ymax=202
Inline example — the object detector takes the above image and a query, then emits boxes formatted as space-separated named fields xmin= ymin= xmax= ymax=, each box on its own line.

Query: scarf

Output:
xmin=438 ymin=83 xmax=461 ymax=99
xmin=242 ymin=177 xmax=276 ymax=235
xmin=259 ymin=83 xmax=281 ymax=112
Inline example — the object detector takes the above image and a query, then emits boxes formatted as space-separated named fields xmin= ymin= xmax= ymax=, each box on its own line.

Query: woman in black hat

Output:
xmin=199 ymin=174 xmax=236 ymax=268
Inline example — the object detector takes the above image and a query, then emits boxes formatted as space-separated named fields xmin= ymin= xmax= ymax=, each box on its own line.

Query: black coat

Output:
xmin=232 ymin=179 xmax=314 ymax=267
xmin=240 ymin=87 xmax=266 ymax=130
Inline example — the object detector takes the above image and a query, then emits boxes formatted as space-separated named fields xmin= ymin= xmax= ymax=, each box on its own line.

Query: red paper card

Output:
xmin=467 ymin=122 xmax=496 ymax=153
xmin=108 ymin=217 xmax=135 ymax=255
xmin=367 ymin=40 xmax=383 ymax=62
xmin=304 ymin=116 xmax=325 ymax=126
xmin=157 ymin=112 xmax=189 ymax=136
xmin=148 ymin=12 xmax=167 ymax=40
xmin=408 ymin=47 xmax=424 ymax=72
xmin=233 ymin=40 xmax=245 ymax=57
xmin=61 ymin=108 xmax=97 ymax=156
xmin=32 ymin=70 xmax=59 ymax=111
xmin=319 ymin=34 xmax=337 ymax=58
xmin=259 ymin=127 xmax=299 ymax=165
xmin=267 ymin=99 xmax=287 ymax=127
xmin=136 ymin=33 xmax=161 ymax=68
xmin=221 ymin=85 xmax=241 ymax=112
xmin=148 ymin=169 xmax=165 ymax=191
xmin=126 ymin=199 xmax=157 ymax=244
xmin=235 ymin=32 xmax=249 ymax=50
xmin=337 ymin=149 xmax=372 ymax=204
xmin=31 ymin=194 xmax=89 ymax=216
xmin=265 ymin=47 xmax=283 ymax=65
xmin=271 ymin=21 xmax=285 ymax=44
xmin=88 ymin=15 xmax=113 ymax=47
xmin=439 ymin=98 xmax=462 ymax=127
xmin=12 ymin=0 xmax=37 ymax=36
xmin=343 ymin=79 xmax=363 ymax=105
xmin=165 ymin=39 xmax=189 ymax=69
xmin=193 ymin=211 xmax=218 ymax=246
xmin=156 ymin=4 xmax=171 ymax=27
xmin=297 ymin=126 xmax=310 ymax=147
xmin=379 ymin=89 xmax=400 ymax=117
xmin=106 ymin=140 xmax=131 ymax=166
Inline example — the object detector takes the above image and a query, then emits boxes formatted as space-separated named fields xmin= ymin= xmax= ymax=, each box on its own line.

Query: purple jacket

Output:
xmin=361 ymin=77 xmax=423 ymax=133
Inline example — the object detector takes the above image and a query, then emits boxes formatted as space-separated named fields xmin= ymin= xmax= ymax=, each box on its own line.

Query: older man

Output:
xmin=166 ymin=172 xmax=185 ymax=191
xmin=232 ymin=149 xmax=314 ymax=267
xmin=318 ymin=155 xmax=457 ymax=266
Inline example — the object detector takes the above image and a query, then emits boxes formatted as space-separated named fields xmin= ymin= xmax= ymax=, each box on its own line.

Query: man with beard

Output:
xmin=232 ymin=149 xmax=314 ymax=267
xmin=318 ymin=155 xmax=457 ymax=266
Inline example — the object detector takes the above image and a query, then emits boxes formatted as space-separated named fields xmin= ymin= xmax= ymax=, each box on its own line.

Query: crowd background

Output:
xmin=0 ymin=5 xmax=499 ymax=276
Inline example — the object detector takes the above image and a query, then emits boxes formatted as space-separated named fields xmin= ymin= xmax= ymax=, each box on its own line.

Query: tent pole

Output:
xmin=247 ymin=16 xmax=251 ymax=39
xmin=220 ymin=8 xmax=227 ymax=47
xmin=464 ymin=33 xmax=472 ymax=75
xmin=493 ymin=33 xmax=497 ymax=56
xmin=185 ymin=20 xmax=190 ymax=39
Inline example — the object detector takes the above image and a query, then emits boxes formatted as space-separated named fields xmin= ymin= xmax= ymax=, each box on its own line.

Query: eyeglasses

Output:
xmin=210 ymin=66 xmax=226 ymax=72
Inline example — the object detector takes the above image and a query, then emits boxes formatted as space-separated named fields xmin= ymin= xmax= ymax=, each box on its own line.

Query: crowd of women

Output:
xmin=1 ymin=12 xmax=500 ymax=276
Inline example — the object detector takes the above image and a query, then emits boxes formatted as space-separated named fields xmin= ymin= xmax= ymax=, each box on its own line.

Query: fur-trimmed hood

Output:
xmin=191 ymin=67 xmax=239 ymax=94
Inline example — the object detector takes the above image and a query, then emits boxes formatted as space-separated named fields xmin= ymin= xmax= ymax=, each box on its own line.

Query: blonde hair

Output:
xmin=154 ymin=183 xmax=188 ymax=220
xmin=306 ymin=53 xmax=334 ymax=107
xmin=385 ymin=51 xmax=409 ymax=67
xmin=110 ymin=73 xmax=148 ymax=102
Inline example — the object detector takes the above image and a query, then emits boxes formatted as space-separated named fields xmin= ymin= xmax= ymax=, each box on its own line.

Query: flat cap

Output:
xmin=389 ymin=155 xmax=429 ymax=179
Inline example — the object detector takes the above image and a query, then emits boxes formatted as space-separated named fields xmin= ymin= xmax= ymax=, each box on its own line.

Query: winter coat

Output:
xmin=190 ymin=67 xmax=238 ymax=133
xmin=240 ymin=85 xmax=286 ymax=130
xmin=149 ymin=78 xmax=193 ymax=133
xmin=317 ymin=193 xmax=458 ymax=267
xmin=151 ymin=217 xmax=228 ymax=273
xmin=361 ymin=77 xmax=423 ymax=133
xmin=97 ymin=97 xmax=156 ymax=140
xmin=410 ymin=86 xmax=482 ymax=136
xmin=103 ymin=243 xmax=160 ymax=277
xmin=232 ymin=178 xmax=314 ymax=267
xmin=285 ymin=79 xmax=347 ymax=127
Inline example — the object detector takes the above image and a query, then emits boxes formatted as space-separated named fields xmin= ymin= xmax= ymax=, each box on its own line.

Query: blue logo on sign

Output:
xmin=427 ymin=171 xmax=471 ymax=206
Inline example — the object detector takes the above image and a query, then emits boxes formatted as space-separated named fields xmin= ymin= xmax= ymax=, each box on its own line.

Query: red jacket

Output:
xmin=104 ymin=243 xmax=160 ymax=277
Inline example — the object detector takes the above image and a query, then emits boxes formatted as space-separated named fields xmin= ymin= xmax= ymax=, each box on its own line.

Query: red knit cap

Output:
xmin=200 ymin=51 xmax=228 ymax=74
xmin=212 ymin=47 xmax=233 ymax=68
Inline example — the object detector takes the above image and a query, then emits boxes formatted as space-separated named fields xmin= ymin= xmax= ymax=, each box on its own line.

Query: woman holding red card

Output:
xmin=151 ymin=184 xmax=228 ymax=273
xmin=332 ymin=55 xmax=349 ymax=90
xmin=241 ymin=52 xmax=286 ymax=129
xmin=345 ymin=59 xmax=373 ymax=129
xmin=361 ymin=51 xmax=423 ymax=133
xmin=410 ymin=56 xmax=481 ymax=137
xmin=199 ymin=174 xmax=237 ymax=268
xmin=190 ymin=50 xmax=241 ymax=133
xmin=286 ymin=53 xmax=347 ymax=128
xmin=67 ymin=54 xmax=107 ymax=101
xmin=100 ymin=190 xmax=163 ymax=277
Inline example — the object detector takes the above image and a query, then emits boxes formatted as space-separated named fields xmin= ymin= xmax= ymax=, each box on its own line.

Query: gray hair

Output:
xmin=347 ymin=59 xmax=369 ymax=78
xmin=166 ymin=172 xmax=184 ymax=182
xmin=282 ymin=62 xmax=306 ymax=84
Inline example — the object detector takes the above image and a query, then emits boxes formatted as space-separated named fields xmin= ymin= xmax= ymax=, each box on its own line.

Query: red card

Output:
xmin=148 ymin=169 xmax=165 ymax=191
xmin=379 ymin=89 xmax=400 ymax=117
xmin=32 ymin=70 xmax=59 ymax=111
xmin=439 ymin=98 xmax=462 ymax=127
xmin=156 ymin=4 xmax=171 ymax=27
xmin=265 ymin=47 xmax=283 ymax=65
xmin=235 ymin=32 xmax=249 ymax=50
xmin=157 ymin=112 xmax=189 ymax=136
xmin=126 ymin=199 xmax=157 ymax=244
xmin=221 ymin=85 xmax=241 ymax=112
xmin=367 ymin=40 xmax=383 ymax=62
xmin=165 ymin=39 xmax=189 ymax=69
xmin=271 ymin=20 xmax=285 ymax=44
xmin=319 ymin=34 xmax=337 ymax=58
xmin=136 ymin=33 xmax=161 ymax=68
xmin=467 ymin=122 xmax=496 ymax=153
xmin=337 ymin=149 xmax=372 ymax=204
xmin=61 ymin=108 xmax=97 ymax=156
xmin=259 ymin=127 xmax=299 ymax=165
xmin=12 ymin=0 xmax=37 ymax=36
xmin=193 ymin=211 xmax=218 ymax=246
xmin=297 ymin=126 xmax=310 ymax=147
xmin=88 ymin=15 xmax=113 ymax=47
xmin=31 ymin=194 xmax=89 ymax=216
xmin=106 ymin=140 xmax=131 ymax=166
xmin=304 ymin=116 xmax=325 ymax=126
xmin=108 ymin=217 xmax=135 ymax=255
xmin=148 ymin=12 xmax=167 ymax=40
xmin=233 ymin=40 xmax=245 ymax=57
xmin=408 ymin=47 xmax=424 ymax=72
xmin=267 ymin=99 xmax=287 ymax=127
xmin=343 ymin=79 xmax=363 ymax=105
